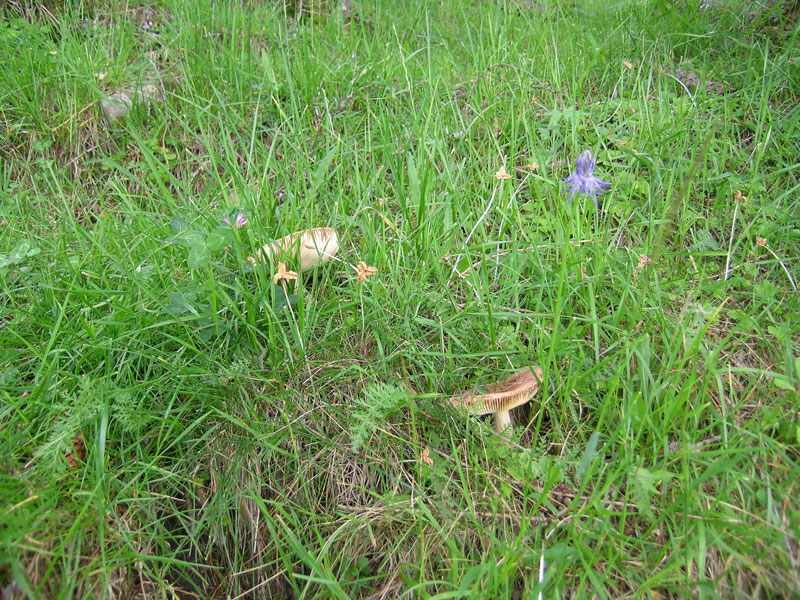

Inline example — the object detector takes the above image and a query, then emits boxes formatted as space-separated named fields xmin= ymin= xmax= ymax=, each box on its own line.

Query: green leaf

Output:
xmin=630 ymin=466 xmax=674 ymax=523
xmin=7 ymin=240 xmax=32 ymax=264
xmin=499 ymin=482 xmax=512 ymax=500
xmin=407 ymin=154 xmax=420 ymax=205
xmin=197 ymin=317 xmax=223 ymax=342
xmin=165 ymin=292 xmax=193 ymax=315
xmin=754 ymin=280 xmax=778 ymax=300
xmin=577 ymin=431 xmax=601 ymax=482
xmin=177 ymin=230 xmax=206 ymax=249
xmin=635 ymin=467 xmax=674 ymax=494
xmin=273 ymin=285 xmax=298 ymax=314
xmin=0 ymin=366 xmax=19 ymax=385
xmin=309 ymin=145 xmax=338 ymax=198
xmin=349 ymin=382 xmax=408 ymax=452
xmin=773 ymin=376 xmax=796 ymax=392
xmin=206 ymin=229 xmax=233 ymax=252
xmin=455 ymin=256 xmax=471 ymax=274
xmin=689 ymin=228 xmax=719 ymax=252
xmin=507 ymin=449 xmax=545 ymax=482
xmin=170 ymin=215 xmax=188 ymax=234
xmin=728 ymin=308 xmax=755 ymax=331
xmin=545 ymin=542 xmax=577 ymax=560
xmin=768 ymin=324 xmax=791 ymax=346
xmin=187 ymin=244 xmax=210 ymax=269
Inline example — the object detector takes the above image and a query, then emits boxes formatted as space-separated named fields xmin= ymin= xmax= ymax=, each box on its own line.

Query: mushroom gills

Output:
xmin=450 ymin=367 xmax=544 ymax=435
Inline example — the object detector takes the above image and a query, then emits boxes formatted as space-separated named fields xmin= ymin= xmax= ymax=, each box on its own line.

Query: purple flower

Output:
xmin=562 ymin=149 xmax=611 ymax=206
xmin=223 ymin=212 xmax=248 ymax=228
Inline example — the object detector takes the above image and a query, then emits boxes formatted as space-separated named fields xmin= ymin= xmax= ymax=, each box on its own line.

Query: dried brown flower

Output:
xmin=495 ymin=166 xmax=512 ymax=180
xmin=274 ymin=262 xmax=299 ymax=285
xmin=420 ymin=447 xmax=433 ymax=466
xmin=356 ymin=261 xmax=377 ymax=282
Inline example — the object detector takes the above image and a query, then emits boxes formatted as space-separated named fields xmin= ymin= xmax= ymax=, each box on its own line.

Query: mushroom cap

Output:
xmin=255 ymin=227 xmax=339 ymax=270
xmin=450 ymin=367 xmax=544 ymax=415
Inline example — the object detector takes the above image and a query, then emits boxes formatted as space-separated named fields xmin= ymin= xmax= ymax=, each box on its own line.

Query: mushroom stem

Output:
xmin=450 ymin=367 xmax=542 ymax=437
xmin=493 ymin=410 xmax=512 ymax=434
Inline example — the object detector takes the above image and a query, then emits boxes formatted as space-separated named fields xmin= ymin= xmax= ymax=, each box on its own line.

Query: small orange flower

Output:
xmin=356 ymin=261 xmax=377 ymax=282
xmin=637 ymin=254 xmax=652 ymax=268
xmin=756 ymin=237 xmax=767 ymax=248
xmin=274 ymin=262 xmax=298 ymax=285
xmin=526 ymin=162 xmax=539 ymax=172
xmin=420 ymin=447 xmax=433 ymax=466
xmin=623 ymin=61 xmax=633 ymax=70
xmin=734 ymin=190 xmax=747 ymax=202
xmin=495 ymin=166 xmax=512 ymax=180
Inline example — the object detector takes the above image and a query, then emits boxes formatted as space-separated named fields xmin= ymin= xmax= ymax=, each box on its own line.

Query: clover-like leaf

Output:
xmin=7 ymin=240 xmax=32 ymax=264
xmin=206 ymin=229 xmax=233 ymax=252
xmin=187 ymin=244 xmax=210 ymax=269
xmin=176 ymin=229 xmax=205 ymax=249
xmin=273 ymin=285 xmax=298 ymax=314
xmin=170 ymin=216 xmax=188 ymax=234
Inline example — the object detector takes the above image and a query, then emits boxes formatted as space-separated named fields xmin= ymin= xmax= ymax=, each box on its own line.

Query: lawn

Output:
xmin=1 ymin=0 xmax=799 ymax=598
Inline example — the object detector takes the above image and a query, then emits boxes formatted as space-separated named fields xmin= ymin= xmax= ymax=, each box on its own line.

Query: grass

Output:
xmin=1 ymin=0 xmax=799 ymax=597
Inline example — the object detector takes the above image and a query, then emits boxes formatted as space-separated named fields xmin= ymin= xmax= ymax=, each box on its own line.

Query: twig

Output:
xmin=759 ymin=239 xmax=798 ymax=292
xmin=494 ymin=171 xmax=532 ymax=278
xmin=663 ymin=71 xmax=697 ymax=107
xmin=538 ymin=515 xmax=575 ymax=600
xmin=461 ymin=186 xmax=498 ymax=258
xmin=447 ymin=184 xmax=499 ymax=300
xmin=230 ymin=569 xmax=287 ymax=600
xmin=51 ymin=100 xmax=98 ymax=132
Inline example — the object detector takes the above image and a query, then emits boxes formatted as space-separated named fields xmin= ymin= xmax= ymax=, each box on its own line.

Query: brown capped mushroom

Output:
xmin=450 ymin=367 xmax=544 ymax=434
xmin=249 ymin=227 xmax=339 ymax=271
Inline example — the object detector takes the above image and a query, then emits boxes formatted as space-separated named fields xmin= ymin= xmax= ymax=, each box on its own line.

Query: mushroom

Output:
xmin=100 ymin=81 xmax=166 ymax=122
xmin=248 ymin=227 xmax=339 ymax=271
xmin=450 ymin=367 xmax=544 ymax=434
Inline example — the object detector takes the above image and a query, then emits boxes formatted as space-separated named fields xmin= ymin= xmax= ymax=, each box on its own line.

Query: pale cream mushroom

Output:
xmin=450 ymin=367 xmax=544 ymax=434
xmin=100 ymin=81 xmax=167 ymax=122
xmin=248 ymin=227 xmax=339 ymax=271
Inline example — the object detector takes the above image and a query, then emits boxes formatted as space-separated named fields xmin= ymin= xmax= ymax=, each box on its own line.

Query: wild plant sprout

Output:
xmin=562 ymin=149 xmax=611 ymax=206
